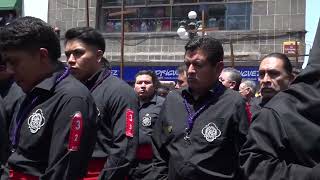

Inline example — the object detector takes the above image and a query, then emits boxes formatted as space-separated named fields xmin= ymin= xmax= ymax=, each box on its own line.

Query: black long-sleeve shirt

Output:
xmin=0 ymin=80 xmax=24 ymax=129
xmin=2 ymin=66 xmax=97 ymax=180
xmin=85 ymin=68 xmax=139 ymax=180
xmin=152 ymin=83 xmax=249 ymax=180
xmin=129 ymin=94 xmax=164 ymax=180
xmin=0 ymin=97 xmax=8 ymax=167
xmin=240 ymin=65 xmax=320 ymax=180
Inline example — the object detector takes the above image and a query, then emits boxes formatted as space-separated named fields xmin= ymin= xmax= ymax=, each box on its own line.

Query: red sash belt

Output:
xmin=80 ymin=158 xmax=107 ymax=180
xmin=9 ymin=169 xmax=39 ymax=180
xmin=136 ymin=144 xmax=153 ymax=160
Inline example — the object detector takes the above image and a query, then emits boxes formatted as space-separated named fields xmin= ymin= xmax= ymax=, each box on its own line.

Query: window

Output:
xmin=98 ymin=1 xmax=251 ymax=33
xmin=147 ymin=0 xmax=170 ymax=5
xmin=174 ymin=0 xmax=198 ymax=3
xmin=102 ymin=0 xmax=145 ymax=6
xmin=172 ymin=5 xmax=199 ymax=31
xmin=126 ymin=0 xmax=145 ymax=5
xmin=225 ymin=3 xmax=251 ymax=30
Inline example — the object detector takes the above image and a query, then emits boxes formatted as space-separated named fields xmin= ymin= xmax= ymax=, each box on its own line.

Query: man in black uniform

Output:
xmin=250 ymin=52 xmax=293 ymax=115
xmin=0 ymin=97 xmax=8 ymax=176
xmin=0 ymin=53 xmax=24 ymax=129
xmin=152 ymin=36 xmax=249 ymax=180
xmin=0 ymin=17 xmax=97 ymax=180
xmin=130 ymin=70 xmax=164 ymax=180
xmin=64 ymin=27 xmax=139 ymax=180
xmin=240 ymin=18 xmax=320 ymax=180
xmin=175 ymin=64 xmax=188 ymax=89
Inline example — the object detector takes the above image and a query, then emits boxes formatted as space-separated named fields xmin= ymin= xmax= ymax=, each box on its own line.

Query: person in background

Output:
xmin=219 ymin=67 xmax=242 ymax=91
xmin=239 ymin=80 xmax=257 ymax=124
xmin=0 ymin=97 xmax=8 ymax=176
xmin=130 ymin=70 xmax=165 ymax=180
xmin=240 ymin=18 xmax=320 ymax=180
xmin=175 ymin=64 xmax=188 ymax=89
xmin=239 ymin=80 xmax=257 ymax=102
xmin=0 ymin=52 xmax=24 ymax=130
xmin=152 ymin=36 xmax=249 ymax=180
xmin=157 ymin=86 xmax=170 ymax=98
xmin=292 ymin=67 xmax=301 ymax=80
xmin=0 ymin=16 xmax=97 ymax=180
xmin=250 ymin=53 xmax=294 ymax=116
xmin=64 ymin=27 xmax=139 ymax=180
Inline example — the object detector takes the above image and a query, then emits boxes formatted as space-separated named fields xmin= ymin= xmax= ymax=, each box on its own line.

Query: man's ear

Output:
xmin=39 ymin=48 xmax=49 ymax=62
xmin=97 ymin=50 xmax=103 ymax=63
xmin=288 ymin=73 xmax=295 ymax=83
xmin=230 ymin=81 xmax=236 ymax=89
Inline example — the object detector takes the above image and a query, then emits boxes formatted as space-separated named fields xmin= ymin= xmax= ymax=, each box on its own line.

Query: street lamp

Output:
xmin=177 ymin=11 xmax=206 ymax=40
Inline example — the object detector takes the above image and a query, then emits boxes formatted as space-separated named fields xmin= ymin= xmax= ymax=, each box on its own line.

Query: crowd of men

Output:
xmin=0 ymin=16 xmax=320 ymax=180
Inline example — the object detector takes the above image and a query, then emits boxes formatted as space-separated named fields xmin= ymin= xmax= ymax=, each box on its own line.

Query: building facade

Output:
xmin=46 ymin=0 xmax=307 ymax=81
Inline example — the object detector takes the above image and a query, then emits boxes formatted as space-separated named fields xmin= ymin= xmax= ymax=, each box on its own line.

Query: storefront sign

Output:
xmin=236 ymin=66 xmax=259 ymax=82
xmin=111 ymin=66 xmax=178 ymax=81
xmin=283 ymin=41 xmax=299 ymax=55
xmin=112 ymin=66 xmax=259 ymax=82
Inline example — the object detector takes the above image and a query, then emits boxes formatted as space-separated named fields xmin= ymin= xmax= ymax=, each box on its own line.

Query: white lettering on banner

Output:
xmin=111 ymin=70 xmax=119 ymax=76
xmin=240 ymin=70 xmax=259 ymax=78
xmin=155 ymin=70 xmax=178 ymax=77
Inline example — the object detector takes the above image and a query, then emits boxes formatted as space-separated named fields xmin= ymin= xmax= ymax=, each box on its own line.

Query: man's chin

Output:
xmin=261 ymin=91 xmax=276 ymax=102
xmin=188 ymin=79 xmax=198 ymax=88
xmin=70 ymin=72 xmax=83 ymax=81
xmin=17 ymin=82 xmax=29 ymax=93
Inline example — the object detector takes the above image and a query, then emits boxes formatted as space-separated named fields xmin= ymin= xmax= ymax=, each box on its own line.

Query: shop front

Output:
xmin=0 ymin=0 xmax=22 ymax=26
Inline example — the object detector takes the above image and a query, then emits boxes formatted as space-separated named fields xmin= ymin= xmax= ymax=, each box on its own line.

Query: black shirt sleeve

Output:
xmin=0 ymin=98 xmax=9 ymax=167
xmin=151 ymin=97 xmax=171 ymax=180
xmin=236 ymin=99 xmax=249 ymax=147
xmin=99 ymin=86 xmax=139 ymax=180
xmin=40 ymin=96 xmax=97 ymax=180
xmin=240 ymin=108 xmax=312 ymax=180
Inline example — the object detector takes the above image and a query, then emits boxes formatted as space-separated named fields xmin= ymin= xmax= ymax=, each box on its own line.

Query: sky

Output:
xmin=303 ymin=0 xmax=320 ymax=68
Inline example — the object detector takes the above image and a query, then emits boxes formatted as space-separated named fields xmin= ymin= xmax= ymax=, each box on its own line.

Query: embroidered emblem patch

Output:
xmin=28 ymin=109 xmax=45 ymax=134
xmin=201 ymin=122 xmax=221 ymax=142
xmin=68 ymin=112 xmax=83 ymax=151
xmin=142 ymin=113 xmax=152 ymax=127
xmin=126 ymin=109 xmax=134 ymax=137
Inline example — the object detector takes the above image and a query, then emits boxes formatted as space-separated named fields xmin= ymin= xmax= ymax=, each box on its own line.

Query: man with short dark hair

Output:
xmin=130 ymin=70 xmax=164 ymax=180
xmin=250 ymin=53 xmax=294 ymax=115
xmin=175 ymin=64 xmax=187 ymax=89
xmin=0 ymin=16 xmax=97 ymax=180
xmin=157 ymin=86 xmax=169 ymax=97
xmin=152 ymin=36 xmax=249 ymax=180
xmin=64 ymin=27 xmax=139 ymax=180
xmin=240 ymin=19 xmax=320 ymax=180
xmin=0 ymin=52 xmax=24 ymax=130
xmin=219 ymin=67 xmax=242 ymax=91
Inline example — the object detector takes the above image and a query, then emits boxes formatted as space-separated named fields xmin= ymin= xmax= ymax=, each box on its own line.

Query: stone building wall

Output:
xmin=48 ymin=0 xmax=306 ymax=67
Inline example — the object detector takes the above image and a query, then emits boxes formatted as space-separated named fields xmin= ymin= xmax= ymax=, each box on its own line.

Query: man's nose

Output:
xmin=261 ymin=74 xmax=271 ymax=83
xmin=67 ymin=54 xmax=76 ymax=64
xmin=187 ymin=64 xmax=195 ymax=74
xmin=141 ymin=82 xmax=146 ymax=87
xmin=5 ymin=64 xmax=14 ymax=74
